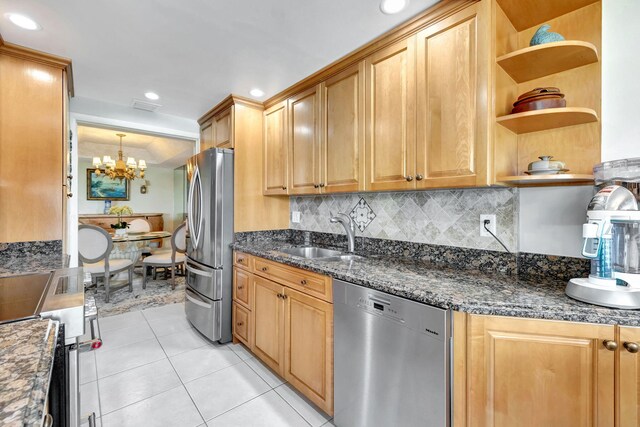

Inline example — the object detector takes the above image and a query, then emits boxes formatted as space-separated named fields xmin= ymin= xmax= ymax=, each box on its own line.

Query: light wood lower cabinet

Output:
xmin=232 ymin=252 xmax=333 ymax=415
xmin=466 ymin=314 xmax=617 ymax=427
xmin=619 ymin=326 xmax=640 ymax=427
xmin=252 ymin=275 xmax=286 ymax=375
xmin=283 ymin=286 xmax=333 ymax=413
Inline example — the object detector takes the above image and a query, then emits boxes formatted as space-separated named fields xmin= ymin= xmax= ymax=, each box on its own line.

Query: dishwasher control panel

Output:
xmin=334 ymin=279 xmax=449 ymax=341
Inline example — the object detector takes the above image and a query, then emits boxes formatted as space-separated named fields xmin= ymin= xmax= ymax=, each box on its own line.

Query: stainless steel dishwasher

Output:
xmin=333 ymin=279 xmax=451 ymax=427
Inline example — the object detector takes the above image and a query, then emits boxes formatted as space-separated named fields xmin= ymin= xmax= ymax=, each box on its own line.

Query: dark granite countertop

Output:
xmin=232 ymin=239 xmax=640 ymax=326
xmin=0 ymin=255 xmax=69 ymax=278
xmin=0 ymin=319 xmax=58 ymax=426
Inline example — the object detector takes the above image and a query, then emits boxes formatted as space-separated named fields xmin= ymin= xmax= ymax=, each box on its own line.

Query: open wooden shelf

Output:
xmin=496 ymin=174 xmax=594 ymax=186
xmin=497 ymin=41 xmax=598 ymax=83
xmin=496 ymin=0 xmax=600 ymax=31
xmin=497 ymin=107 xmax=598 ymax=134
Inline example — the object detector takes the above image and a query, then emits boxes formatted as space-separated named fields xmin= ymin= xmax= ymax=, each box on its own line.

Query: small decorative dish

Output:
xmin=524 ymin=168 xmax=570 ymax=175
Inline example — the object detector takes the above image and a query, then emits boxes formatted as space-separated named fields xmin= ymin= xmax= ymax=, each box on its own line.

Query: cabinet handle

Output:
xmin=281 ymin=186 xmax=287 ymax=190
xmin=416 ymin=174 xmax=424 ymax=181
xmin=624 ymin=341 xmax=640 ymax=353
xmin=261 ymin=267 xmax=268 ymax=272
xmin=283 ymin=294 xmax=288 ymax=300
xmin=237 ymin=321 xmax=244 ymax=326
xmin=603 ymin=340 xmax=618 ymax=351
xmin=276 ymin=293 xmax=283 ymax=299
xmin=313 ymin=184 xmax=319 ymax=188
xmin=319 ymin=183 xmax=325 ymax=188
xmin=405 ymin=175 xmax=413 ymax=182
xmin=237 ymin=258 xmax=244 ymax=263
xmin=237 ymin=285 xmax=244 ymax=290
xmin=300 ymin=279 xmax=307 ymax=285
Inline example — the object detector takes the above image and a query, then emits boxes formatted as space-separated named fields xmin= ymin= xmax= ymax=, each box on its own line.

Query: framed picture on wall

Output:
xmin=86 ymin=169 xmax=129 ymax=200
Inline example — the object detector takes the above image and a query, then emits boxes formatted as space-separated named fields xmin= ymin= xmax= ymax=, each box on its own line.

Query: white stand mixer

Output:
xmin=566 ymin=185 xmax=640 ymax=309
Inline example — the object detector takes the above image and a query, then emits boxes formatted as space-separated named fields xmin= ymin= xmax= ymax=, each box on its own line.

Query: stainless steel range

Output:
xmin=0 ymin=268 xmax=101 ymax=427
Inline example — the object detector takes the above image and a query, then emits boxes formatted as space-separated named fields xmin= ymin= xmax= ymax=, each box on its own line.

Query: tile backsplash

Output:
xmin=290 ymin=188 xmax=518 ymax=252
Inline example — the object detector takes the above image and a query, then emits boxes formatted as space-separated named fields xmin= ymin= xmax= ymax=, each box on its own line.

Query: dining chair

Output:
xmin=127 ymin=218 xmax=157 ymax=257
xmin=142 ymin=222 xmax=186 ymax=289
xmin=78 ymin=224 xmax=134 ymax=303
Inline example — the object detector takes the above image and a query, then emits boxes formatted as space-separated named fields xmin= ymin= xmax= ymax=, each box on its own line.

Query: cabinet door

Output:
xmin=214 ymin=107 xmax=233 ymax=149
xmin=416 ymin=5 xmax=483 ymax=188
xmin=288 ymin=86 xmax=321 ymax=195
xmin=252 ymin=276 xmax=285 ymax=375
xmin=200 ymin=118 xmax=214 ymax=152
xmin=233 ymin=267 xmax=252 ymax=309
xmin=232 ymin=302 xmax=251 ymax=348
xmin=321 ymin=62 xmax=365 ymax=193
xmin=283 ymin=287 xmax=333 ymax=415
xmin=365 ymin=37 xmax=416 ymax=192
xmin=619 ymin=326 xmax=640 ymax=427
xmin=468 ymin=315 xmax=615 ymax=427
xmin=263 ymin=101 xmax=288 ymax=195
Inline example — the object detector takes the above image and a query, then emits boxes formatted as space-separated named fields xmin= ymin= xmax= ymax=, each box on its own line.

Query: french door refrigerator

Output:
xmin=185 ymin=148 xmax=234 ymax=343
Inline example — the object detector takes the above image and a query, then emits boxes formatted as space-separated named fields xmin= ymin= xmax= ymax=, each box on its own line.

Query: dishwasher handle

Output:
xmin=368 ymin=295 xmax=391 ymax=306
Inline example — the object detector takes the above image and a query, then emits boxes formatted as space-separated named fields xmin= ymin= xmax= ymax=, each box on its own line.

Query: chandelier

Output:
xmin=92 ymin=133 xmax=147 ymax=181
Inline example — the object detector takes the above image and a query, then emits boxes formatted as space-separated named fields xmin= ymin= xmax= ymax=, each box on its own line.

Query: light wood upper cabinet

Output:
xmin=283 ymin=286 xmax=333 ymax=414
xmin=252 ymin=275 xmax=285 ymax=375
xmin=321 ymin=62 xmax=365 ymax=193
xmin=214 ymin=107 xmax=233 ymax=149
xmin=619 ymin=326 xmax=640 ymax=427
xmin=199 ymin=118 xmax=214 ymax=152
xmin=365 ymin=37 xmax=417 ymax=192
xmin=263 ymin=101 xmax=289 ymax=195
xmin=416 ymin=4 xmax=486 ymax=188
xmin=467 ymin=314 xmax=615 ymax=427
xmin=0 ymin=45 xmax=71 ymax=243
xmin=288 ymin=86 xmax=321 ymax=195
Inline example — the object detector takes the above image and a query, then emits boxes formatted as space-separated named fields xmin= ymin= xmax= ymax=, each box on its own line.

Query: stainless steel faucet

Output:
xmin=329 ymin=212 xmax=356 ymax=253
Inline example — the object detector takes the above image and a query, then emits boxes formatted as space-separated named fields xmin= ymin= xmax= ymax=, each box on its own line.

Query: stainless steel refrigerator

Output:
xmin=185 ymin=148 xmax=234 ymax=343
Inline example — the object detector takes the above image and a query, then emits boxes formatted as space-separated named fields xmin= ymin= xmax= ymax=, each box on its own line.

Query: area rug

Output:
xmin=90 ymin=270 xmax=186 ymax=317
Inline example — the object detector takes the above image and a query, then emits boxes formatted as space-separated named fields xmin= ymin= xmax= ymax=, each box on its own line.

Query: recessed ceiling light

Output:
xmin=5 ymin=13 xmax=41 ymax=30
xmin=380 ymin=0 xmax=409 ymax=14
xmin=144 ymin=92 xmax=160 ymax=101
xmin=250 ymin=88 xmax=265 ymax=98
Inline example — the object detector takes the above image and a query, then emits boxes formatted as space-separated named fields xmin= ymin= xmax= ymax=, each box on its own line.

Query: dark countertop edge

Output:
xmin=232 ymin=242 xmax=640 ymax=327
xmin=0 ymin=254 xmax=70 ymax=278
xmin=20 ymin=319 xmax=58 ymax=427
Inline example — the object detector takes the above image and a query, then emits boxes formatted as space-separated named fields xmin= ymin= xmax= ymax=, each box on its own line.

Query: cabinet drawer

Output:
xmin=232 ymin=302 xmax=251 ymax=347
xmin=253 ymin=258 xmax=332 ymax=303
xmin=233 ymin=267 xmax=252 ymax=309
xmin=234 ymin=252 xmax=252 ymax=271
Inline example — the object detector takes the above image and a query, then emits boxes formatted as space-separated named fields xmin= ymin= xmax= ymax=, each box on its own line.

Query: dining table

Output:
xmin=110 ymin=231 xmax=172 ymax=263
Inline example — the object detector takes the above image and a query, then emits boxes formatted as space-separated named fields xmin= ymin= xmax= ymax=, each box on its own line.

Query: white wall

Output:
xmin=78 ymin=159 xmax=177 ymax=231
xmin=71 ymin=97 xmax=199 ymax=135
xmin=602 ymin=0 xmax=640 ymax=161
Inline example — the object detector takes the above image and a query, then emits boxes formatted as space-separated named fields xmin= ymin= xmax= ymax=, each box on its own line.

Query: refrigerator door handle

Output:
xmin=197 ymin=166 xmax=205 ymax=248
xmin=185 ymin=263 xmax=213 ymax=278
xmin=186 ymin=288 xmax=212 ymax=308
xmin=188 ymin=165 xmax=203 ymax=249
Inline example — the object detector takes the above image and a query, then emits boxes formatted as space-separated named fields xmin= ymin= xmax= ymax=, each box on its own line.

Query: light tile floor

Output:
xmin=80 ymin=303 xmax=334 ymax=427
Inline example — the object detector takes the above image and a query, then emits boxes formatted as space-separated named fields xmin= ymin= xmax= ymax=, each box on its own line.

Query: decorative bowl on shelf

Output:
xmin=512 ymin=87 xmax=565 ymax=114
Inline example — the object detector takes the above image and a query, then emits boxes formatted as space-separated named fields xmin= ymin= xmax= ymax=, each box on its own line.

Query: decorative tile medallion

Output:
xmin=350 ymin=198 xmax=376 ymax=232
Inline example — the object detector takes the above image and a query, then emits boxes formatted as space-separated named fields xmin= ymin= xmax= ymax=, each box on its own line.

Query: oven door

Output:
xmin=185 ymin=258 xmax=222 ymax=300
xmin=185 ymin=287 xmax=221 ymax=341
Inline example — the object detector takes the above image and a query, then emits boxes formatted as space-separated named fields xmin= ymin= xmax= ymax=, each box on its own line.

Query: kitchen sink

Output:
xmin=321 ymin=254 xmax=364 ymax=262
xmin=279 ymin=246 xmax=343 ymax=259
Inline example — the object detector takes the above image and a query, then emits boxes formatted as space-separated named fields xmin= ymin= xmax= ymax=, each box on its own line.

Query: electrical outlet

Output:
xmin=480 ymin=214 xmax=496 ymax=237
xmin=291 ymin=211 xmax=301 ymax=223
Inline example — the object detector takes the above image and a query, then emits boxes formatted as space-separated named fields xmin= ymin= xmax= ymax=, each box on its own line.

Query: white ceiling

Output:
xmin=77 ymin=124 xmax=194 ymax=168
xmin=0 ymin=0 xmax=439 ymax=120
